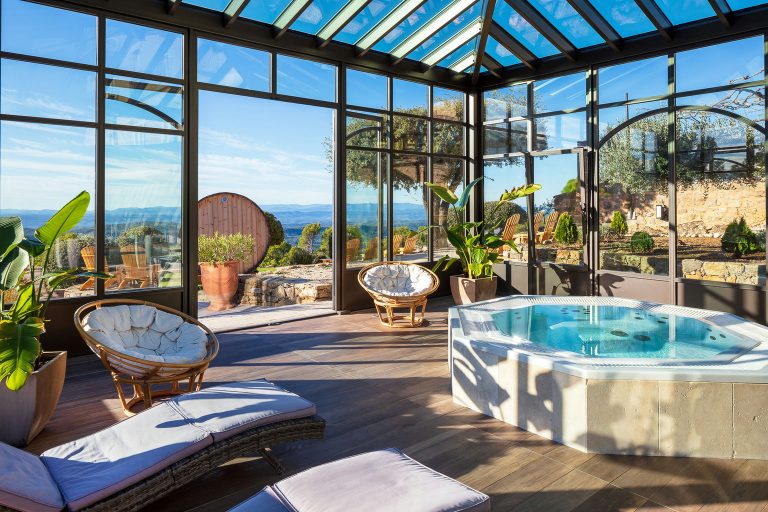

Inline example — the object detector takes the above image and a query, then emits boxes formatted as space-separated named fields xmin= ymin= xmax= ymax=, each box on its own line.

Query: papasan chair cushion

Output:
xmin=362 ymin=263 xmax=435 ymax=297
xmin=83 ymin=305 xmax=208 ymax=364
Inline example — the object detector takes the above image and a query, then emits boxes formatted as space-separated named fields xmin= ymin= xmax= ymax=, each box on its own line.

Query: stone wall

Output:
xmin=600 ymin=182 xmax=766 ymax=237
xmin=237 ymin=271 xmax=331 ymax=307
xmin=599 ymin=252 xmax=670 ymax=275
xmin=680 ymin=259 xmax=765 ymax=285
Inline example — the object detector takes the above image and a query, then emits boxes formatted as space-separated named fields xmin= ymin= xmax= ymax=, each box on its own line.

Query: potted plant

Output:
xmin=198 ymin=232 xmax=255 ymax=311
xmin=0 ymin=191 xmax=109 ymax=446
xmin=427 ymin=178 xmax=540 ymax=304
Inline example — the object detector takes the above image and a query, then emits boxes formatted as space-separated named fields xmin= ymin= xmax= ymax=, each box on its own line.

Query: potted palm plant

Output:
xmin=0 ymin=191 xmax=109 ymax=446
xmin=427 ymin=178 xmax=540 ymax=304
xmin=198 ymin=232 xmax=255 ymax=311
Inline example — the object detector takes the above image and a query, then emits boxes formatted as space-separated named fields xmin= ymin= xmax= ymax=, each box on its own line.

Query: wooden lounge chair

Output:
xmin=514 ymin=211 xmax=544 ymax=245
xmin=363 ymin=237 xmax=378 ymax=261
xmin=401 ymin=234 xmax=419 ymax=255
xmin=537 ymin=211 xmax=560 ymax=244
xmin=75 ymin=299 xmax=219 ymax=415
xmin=498 ymin=213 xmax=520 ymax=254
xmin=0 ymin=380 xmax=325 ymax=512
xmin=358 ymin=262 xmax=439 ymax=327
xmin=117 ymin=246 xmax=159 ymax=289
xmin=392 ymin=233 xmax=404 ymax=254
xmin=79 ymin=246 xmax=119 ymax=290
xmin=229 ymin=449 xmax=490 ymax=512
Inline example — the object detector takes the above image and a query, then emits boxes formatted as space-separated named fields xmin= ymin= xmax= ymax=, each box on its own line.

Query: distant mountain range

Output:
xmin=1 ymin=203 xmax=429 ymax=241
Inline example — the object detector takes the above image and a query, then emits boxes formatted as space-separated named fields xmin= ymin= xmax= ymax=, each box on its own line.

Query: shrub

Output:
xmin=722 ymin=217 xmax=761 ymax=257
xmin=198 ymin=232 xmax=254 ymax=264
xmin=318 ymin=226 xmax=363 ymax=258
xmin=553 ymin=212 xmax=579 ymax=244
xmin=264 ymin=212 xmax=284 ymax=246
xmin=285 ymin=247 xmax=315 ymax=265
xmin=629 ymin=231 xmax=654 ymax=254
xmin=261 ymin=241 xmax=290 ymax=267
xmin=116 ymin=225 xmax=162 ymax=248
xmin=483 ymin=200 xmax=527 ymax=230
xmin=610 ymin=211 xmax=628 ymax=236
xmin=298 ymin=222 xmax=321 ymax=252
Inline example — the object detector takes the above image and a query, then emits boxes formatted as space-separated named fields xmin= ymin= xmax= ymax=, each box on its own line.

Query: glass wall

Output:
xmin=0 ymin=0 xmax=184 ymax=299
xmin=482 ymin=71 xmax=587 ymax=266
xmin=344 ymin=68 xmax=468 ymax=267
xmin=597 ymin=36 xmax=766 ymax=285
xmin=196 ymin=38 xmax=336 ymax=313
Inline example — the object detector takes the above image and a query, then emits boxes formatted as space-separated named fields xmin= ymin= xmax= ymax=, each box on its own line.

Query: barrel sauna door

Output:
xmin=198 ymin=192 xmax=270 ymax=273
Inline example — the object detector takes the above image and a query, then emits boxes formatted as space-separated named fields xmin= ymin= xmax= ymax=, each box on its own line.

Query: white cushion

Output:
xmin=169 ymin=380 xmax=317 ymax=442
xmin=0 ymin=442 xmax=64 ymax=512
xmin=363 ymin=264 xmax=434 ymax=297
xmin=42 ymin=403 xmax=212 ymax=511
xmin=84 ymin=305 xmax=210 ymax=370
xmin=230 ymin=449 xmax=490 ymax=512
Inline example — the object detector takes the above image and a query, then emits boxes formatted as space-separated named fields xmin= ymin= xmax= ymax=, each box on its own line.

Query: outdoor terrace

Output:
xmin=29 ymin=300 xmax=768 ymax=512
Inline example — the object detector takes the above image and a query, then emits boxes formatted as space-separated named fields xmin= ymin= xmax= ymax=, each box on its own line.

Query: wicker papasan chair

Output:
xmin=75 ymin=299 xmax=219 ymax=415
xmin=358 ymin=262 xmax=439 ymax=327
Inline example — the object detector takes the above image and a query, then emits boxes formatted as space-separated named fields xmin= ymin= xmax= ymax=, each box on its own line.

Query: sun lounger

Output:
xmin=0 ymin=380 xmax=324 ymax=512
xmin=228 ymin=448 xmax=490 ymax=512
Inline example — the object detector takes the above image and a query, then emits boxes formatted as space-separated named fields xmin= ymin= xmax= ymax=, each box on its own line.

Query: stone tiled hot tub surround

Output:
xmin=449 ymin=296 xmax=768 ymax=460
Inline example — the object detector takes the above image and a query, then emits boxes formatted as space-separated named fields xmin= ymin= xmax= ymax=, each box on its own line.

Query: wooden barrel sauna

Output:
xmin=198 ymin=192 xmax=270 ymax=273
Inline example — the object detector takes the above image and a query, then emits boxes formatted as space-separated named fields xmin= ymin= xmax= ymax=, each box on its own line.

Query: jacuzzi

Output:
xmin=449 ymin=296 xmax=768 ymax=459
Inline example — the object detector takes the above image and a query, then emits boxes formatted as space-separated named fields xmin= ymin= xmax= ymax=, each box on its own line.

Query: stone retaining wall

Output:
xmin=237 ymin=273 xmax=331 ymax=307
xmin=680 ymin=259 xmax=764 ymax=285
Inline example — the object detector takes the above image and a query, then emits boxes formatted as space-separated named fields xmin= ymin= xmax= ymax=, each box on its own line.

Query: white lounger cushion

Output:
xmin=0 ymin=443 xmax=64 ymax=512
xmin=83 ymin=305 xmax=208 ymax=368
xmin=362 ymin=264 xmax=434 ymax=297
xmin=41 ymin=402 xmax=212 ymax=511
xmin=169 ymin=380 xmax=317 ymax=442
xmin=229 ymin=449 xmax=490 ymax=512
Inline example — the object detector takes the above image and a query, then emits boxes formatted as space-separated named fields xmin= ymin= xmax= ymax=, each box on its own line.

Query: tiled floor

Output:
xmin=30 ymin=298 xmax=768 ymax=511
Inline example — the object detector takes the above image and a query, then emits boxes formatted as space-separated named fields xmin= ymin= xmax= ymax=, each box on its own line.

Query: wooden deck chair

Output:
xmin=117 ymin=246 xmax=159 ymax=289
xmin=402 ymin=235 xmax=419 ymax=255
xmin=536 ymin=211 xmax=560 ymax=244
xmin=392 ymin=234 xmax=404 ymax=254
xmin=363 ymin=237 xmax=378 ymax=261
xmin=514 ymin=211 xmax=544 ymax=245
xmin=79 ymin=246 xmax=119 ymax=290
xmin=498 ymin=213 xmax=520 ymax=254
xmin=346 ymin=238 xmax=361 ymax=262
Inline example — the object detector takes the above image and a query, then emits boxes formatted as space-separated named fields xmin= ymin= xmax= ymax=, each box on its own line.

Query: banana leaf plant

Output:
xmin=426 ymin=178 xmax=541 ymax=280
xmin=0 ymin=191 xmax=110 ymax=391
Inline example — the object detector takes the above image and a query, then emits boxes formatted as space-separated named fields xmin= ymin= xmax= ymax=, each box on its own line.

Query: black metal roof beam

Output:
xmin=708 ymin=0 xmax=733 ymax=26
xmin=566 ymin=0 xmax=621 ymax=51
xmin=317 ymin=0 xmax=373 ymax=49
xmin=273 ymin=0 xmax=312 ymax=39
xmin=482 ymin=53 xmax=502 ymax=78
xmin=634 ymin=0 xmax=674 ymax=41
xmin=479 ymin=3 xmax=768 ymax=88
xmin=503 ymin=0 xmax=576 ymax=61
xmin=223 ymin=0 xmax=250 ymax=28
xmin=45 ymin=0 xmax=471 ymax=88
xmin=167 ymin=0 xmax=181 ymax=15
xmin=489 ymin=20 xmax=537 ymax=70
xmin=472 ymin=0 xmax=497 ymax=84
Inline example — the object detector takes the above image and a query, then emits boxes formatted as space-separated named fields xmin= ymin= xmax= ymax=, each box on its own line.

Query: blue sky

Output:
xmin=198 ymin=91 xmax=334 ymax=205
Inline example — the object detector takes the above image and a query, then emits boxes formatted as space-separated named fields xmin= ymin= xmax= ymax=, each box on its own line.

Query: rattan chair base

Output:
xmin=373 ymin=299 xmax=427 ymax=328
xmin=0 ymin=415 xmax=325 ymax=512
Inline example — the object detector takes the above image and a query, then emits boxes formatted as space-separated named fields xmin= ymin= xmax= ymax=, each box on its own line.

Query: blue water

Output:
xmin=491 ymin=305 xmax=757 ymax=360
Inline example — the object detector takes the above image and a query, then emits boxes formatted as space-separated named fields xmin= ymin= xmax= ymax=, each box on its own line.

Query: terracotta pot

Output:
xmin=450 ymin=275 xmax=498 ymax=305
xmin=200 ymin=260 xmax=240 ymax=311
xmin=0 ymin=351 xmax=66 ymax=447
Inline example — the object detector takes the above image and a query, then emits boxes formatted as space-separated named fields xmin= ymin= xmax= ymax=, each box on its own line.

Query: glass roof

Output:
xmin=175 ymin=0 xmax=768 ymax=76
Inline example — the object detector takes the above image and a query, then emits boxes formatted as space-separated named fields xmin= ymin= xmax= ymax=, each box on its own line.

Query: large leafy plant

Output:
xmin=427 ymin=178 xmax=540 ymax=279
xmin=0 ymin=191 xmax=109 ymax=391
